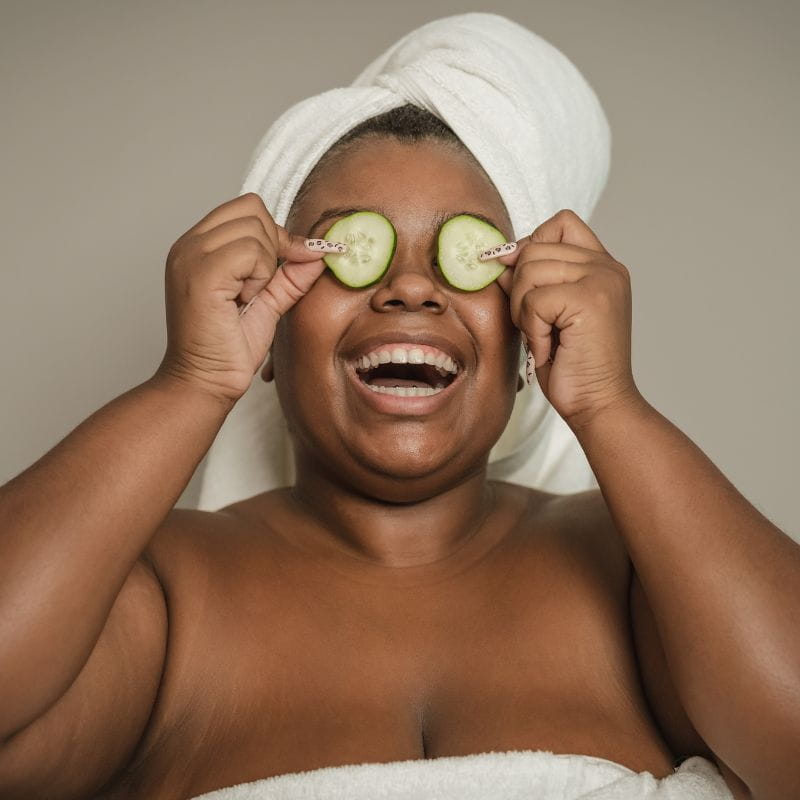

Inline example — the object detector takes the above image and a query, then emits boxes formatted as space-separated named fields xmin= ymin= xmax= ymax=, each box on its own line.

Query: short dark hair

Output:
xmin=331 ymin=103 xmax=463 ymax=147
xmin=289 ymin=103 xmax=485 ymax=218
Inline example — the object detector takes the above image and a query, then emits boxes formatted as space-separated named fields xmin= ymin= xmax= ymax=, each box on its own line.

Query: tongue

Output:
xmin=370 ymin=377 xmax=431 ymax=388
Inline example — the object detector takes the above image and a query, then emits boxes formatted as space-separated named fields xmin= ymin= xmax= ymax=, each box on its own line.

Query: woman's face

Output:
xmin=275 ymin=137 xmax=521 ymax=501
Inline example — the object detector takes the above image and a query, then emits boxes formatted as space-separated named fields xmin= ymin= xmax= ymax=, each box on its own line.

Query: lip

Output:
xmin=343 ymin=330 xmax=467 ymax=368
xmin=346 ymin=360 xmax=463 ymax=415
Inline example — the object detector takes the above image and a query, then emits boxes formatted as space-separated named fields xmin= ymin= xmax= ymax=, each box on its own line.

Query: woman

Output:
xmin=2 ymin=16 xmax=798 ymax=800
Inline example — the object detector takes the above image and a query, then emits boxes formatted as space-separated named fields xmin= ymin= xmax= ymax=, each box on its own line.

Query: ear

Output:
xmin=260 ymin=350 xmax=274 ymax=383
xmin=515 ymin=339 xmax=526 ymax=393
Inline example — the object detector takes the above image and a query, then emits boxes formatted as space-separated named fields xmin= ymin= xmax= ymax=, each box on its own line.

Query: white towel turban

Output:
xmin=196 ymin=12 xmax=610 ymax=511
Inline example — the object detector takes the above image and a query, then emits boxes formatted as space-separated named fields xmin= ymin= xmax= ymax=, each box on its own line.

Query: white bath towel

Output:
xmin=196 ymin=12 xmax=611 ymax=511
xmin=187 ymin=750 xmax=734 ymax=799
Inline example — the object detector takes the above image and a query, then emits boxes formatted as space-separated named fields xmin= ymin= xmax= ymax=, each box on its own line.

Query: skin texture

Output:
xmin=4 ymin=138 xmax=782 ymax=800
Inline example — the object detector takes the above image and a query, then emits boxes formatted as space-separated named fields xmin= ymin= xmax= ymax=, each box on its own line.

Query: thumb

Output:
xmin=276 ymin=224 xmax=348 ymax=263
xmin=248 ymin=258 xmax=329 ymax=327
xmin=240 ymin=225 xmax=345 ymax=354
xmin=238 ymin=258 xmax=328 ymax=376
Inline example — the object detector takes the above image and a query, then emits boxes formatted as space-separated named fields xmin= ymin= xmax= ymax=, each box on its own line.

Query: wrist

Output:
xmin=147 ymin=369 xmax=238 ymax=418
xmin=567 ymin=389 xmax=653 ymax=441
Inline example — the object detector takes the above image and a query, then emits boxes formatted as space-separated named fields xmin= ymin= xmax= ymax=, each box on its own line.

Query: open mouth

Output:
xmin=354 ymin=361 xmax=458 ymax=397
xmin=355 ymin=349 xmax=458 ymax=397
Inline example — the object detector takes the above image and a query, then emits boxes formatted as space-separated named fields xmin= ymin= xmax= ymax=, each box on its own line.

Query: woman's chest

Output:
xmin=118 ymin=525 xmax=676 ymax=798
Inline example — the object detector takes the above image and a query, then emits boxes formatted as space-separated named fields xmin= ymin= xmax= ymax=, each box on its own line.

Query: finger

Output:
xmin=196 ymin=217 xmax=334 ymax=306
xmin=518 ymin=283 xmax=584 ymax=369
xmin=508 ymin=259 xmax=589 ymax=327
xmin=242 ymin=258 xmax=328 ymax=326
xmin=194 ymin=218 xmax=279 ymax=306
xmin=275 ymin=225 xmax=348 ymax=265
xmin=186 ymin=192 xmax=275 ymax=238
xmin=496 ymin=252 xmax=589 ymax=299
xmin=529 ymin=208 xmax=610 ymax=255
xmin=184 ymin=192 xmax=348 ymax=265
xmin=482 ymin=209 xmax=610 ymax=270
xmin=201 ymin=237 xmax=276 ymax=303
xmin=199 ymin=216 xmax=274 ymax=256
xmin=483 ymin=242 xmax=527 ymax=294
xmin=496 ymin=266 xmax=514 ymax=296
xmin=485 ymin=241 xmax=598 ymax=274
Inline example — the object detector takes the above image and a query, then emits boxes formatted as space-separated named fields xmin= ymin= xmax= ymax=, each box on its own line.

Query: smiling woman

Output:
xmin=203 ymin=100 xmax=604 ymax=510
xmin=4 ymin=10 xmax=799 ymax=800
xmin=267 ymin=124 xmax=522 ymax=499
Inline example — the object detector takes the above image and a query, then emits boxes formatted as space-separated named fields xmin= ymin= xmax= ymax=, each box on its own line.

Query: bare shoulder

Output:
xmin=507 ymin=484 xmax=633 ymax=596
xmin=550 ymin=487 xmax=631 ymax=571
xmin=140 ymin=500 xmax=271 ymax=589
xmin=143 ymin=505 xmax=239 ymax=557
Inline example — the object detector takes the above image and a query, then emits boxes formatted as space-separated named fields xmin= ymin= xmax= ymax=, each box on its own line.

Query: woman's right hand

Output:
xmin=154 ymin=192 xmax=344 ymax=405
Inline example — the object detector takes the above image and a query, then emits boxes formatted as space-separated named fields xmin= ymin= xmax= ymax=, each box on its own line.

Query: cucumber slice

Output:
xmin=322 ymin=211 xmax=397 ymax=288
xmin=437 ymin=215 xmax=507 ymax=291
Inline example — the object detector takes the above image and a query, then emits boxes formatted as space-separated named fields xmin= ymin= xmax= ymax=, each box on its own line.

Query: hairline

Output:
xmin=287 ymin=133 xmax=502 ymax=230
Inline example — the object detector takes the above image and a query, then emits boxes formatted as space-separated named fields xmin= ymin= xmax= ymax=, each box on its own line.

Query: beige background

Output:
xmin=1 ymin=1 xmax=797 ymax=536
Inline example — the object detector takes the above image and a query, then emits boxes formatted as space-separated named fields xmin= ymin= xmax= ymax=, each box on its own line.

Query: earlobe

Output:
xmin=516 ymin=340 xmax=526 ymax=392
xmin=260 ymin=351 xmax=274 ymax=383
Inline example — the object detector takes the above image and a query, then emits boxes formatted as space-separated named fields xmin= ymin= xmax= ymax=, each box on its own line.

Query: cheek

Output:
xmin=276 ymin=276 xmax=356 ymax=369
xmin=284 ymin=273 xmax=337 ymax=328
xmin=294 ymin=268 xmax=338 ymax=311
xmin=465 ymin=291 xmax=517 ymax=348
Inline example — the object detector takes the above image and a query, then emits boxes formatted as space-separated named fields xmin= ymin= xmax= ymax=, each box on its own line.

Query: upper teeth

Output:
xmin=354 ymin=346 xmax=458 ymax=375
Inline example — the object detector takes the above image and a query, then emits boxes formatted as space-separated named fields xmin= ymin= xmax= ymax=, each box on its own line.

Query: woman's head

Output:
xmin=272 ymin=105 xmax=521 ymax=502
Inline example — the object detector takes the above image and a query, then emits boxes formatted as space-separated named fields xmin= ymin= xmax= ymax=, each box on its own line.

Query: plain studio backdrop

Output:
xmin=0 ymin=1 xmax=797 ymax=537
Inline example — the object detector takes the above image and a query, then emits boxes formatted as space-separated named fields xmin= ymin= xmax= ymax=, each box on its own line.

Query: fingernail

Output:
xmin=305 ymin=238 xmax=348 ymax=254
xmin=526 ymin=351 xmax=536 ymax=384
xmin=478 ymin=242 xmax=517 ymax=261
xmin=238 ymin=295 xmax=258 ymax=317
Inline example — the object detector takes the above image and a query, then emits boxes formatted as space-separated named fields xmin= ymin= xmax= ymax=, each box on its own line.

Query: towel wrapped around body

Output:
xmin=188 ymin=750 xmax=734 ymax=799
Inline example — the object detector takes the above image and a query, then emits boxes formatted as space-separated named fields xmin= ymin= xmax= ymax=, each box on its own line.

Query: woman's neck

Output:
xmin=288 ymin=463 xmax=497 ymax=569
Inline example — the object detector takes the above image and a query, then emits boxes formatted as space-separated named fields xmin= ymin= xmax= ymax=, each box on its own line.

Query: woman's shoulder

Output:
xmin=139 ymin=493 xmax=285 ymax=594
xmin=494 ymin=480 xmax=628 ymax=547
xmin=493 ymin=481 xmax=632 ymax=600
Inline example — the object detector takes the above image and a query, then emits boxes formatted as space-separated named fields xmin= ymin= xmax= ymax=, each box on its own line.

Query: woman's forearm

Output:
xmin=572 ymin=396 xmax=800 ymax=795
xmin=0 ymin=374 xmax=233 ymax=740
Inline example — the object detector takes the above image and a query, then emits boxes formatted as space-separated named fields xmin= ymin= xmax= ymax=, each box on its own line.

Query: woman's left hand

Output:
xmin=492 ymin=209 xmax=643 ymax=432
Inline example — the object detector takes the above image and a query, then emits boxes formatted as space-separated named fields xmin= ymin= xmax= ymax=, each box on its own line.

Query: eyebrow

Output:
xmin=306 ymin=206 xmax=506 ymax=239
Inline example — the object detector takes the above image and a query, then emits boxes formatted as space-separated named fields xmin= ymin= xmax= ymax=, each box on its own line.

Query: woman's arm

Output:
xmin=497 ymin=207 xmax=798 ymax=797
xmin=0 ymin=374 xmax=232 ymax=742
xmin=573 ymin=394 xmax=800 ymax=800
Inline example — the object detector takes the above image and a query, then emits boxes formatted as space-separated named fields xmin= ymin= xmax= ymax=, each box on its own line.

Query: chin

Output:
xmin=350 ymin=430 xmax=458 ymax=476
xmin=372 ymin=455 xmax=452 ymax=482
xmin=345 ymin=445 xmax=486 ymax=501
xmin=348 ymin=472 xmax=466 ymax=505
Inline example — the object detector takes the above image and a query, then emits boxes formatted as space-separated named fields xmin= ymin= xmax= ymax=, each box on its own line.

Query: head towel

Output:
xmin=196 ymin=12 xmax=609 ymax=511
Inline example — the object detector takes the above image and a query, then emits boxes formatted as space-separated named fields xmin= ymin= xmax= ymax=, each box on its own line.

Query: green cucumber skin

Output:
xmin=320 ymin=211 xmax=507 ymax=292
xmin=322 ymin=211 xmax=397 ymax=289
xmin=437 ymin=215 xmax=506 ymax=292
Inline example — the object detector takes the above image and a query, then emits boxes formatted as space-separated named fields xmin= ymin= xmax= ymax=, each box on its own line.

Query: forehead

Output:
xmin=293 ymin=138 xmax=513 ymax=239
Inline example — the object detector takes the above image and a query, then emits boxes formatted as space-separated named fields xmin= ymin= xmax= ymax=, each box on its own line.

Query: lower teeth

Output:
xmin=366 ymin=384 xmax=445 ymax=397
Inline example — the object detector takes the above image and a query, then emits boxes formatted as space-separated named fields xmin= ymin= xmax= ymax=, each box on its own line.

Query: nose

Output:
xmin=370 ymin=260 xmax=449 ymax=314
